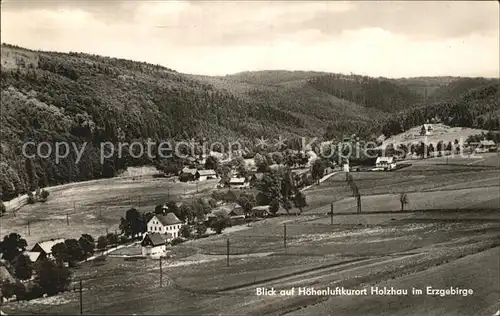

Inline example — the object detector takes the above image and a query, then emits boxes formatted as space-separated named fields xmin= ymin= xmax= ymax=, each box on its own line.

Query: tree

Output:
xmin=78 ymin=234 xmax=94 ymax=258
xmin=269 ymin=198 xmax=280 ymax=216
xmin=51 ymin=242 xmax=69 ymax=266
xmin=0 ymin=233 xmax=27 ymax=262
xmin=399 ymin=193 xmax=409 ymax=212
xmin=293 ymin=191 xmax=307 ymax=213
xmin=236 ymin=192 xmax=255 ymax=216
xmin=179 ymin=204 xmax=194 ymax=224
xmin=195 ymin=223 xmax=207 ymax=237
xmin=13 ymin=254 xmax=33 ymax=280
xmin=281 ymin=198 xmax=292 ymax=215
xmin=33 ymin=259 xmax=71 ymax=296
xmin=120 ymin=208 xmax=142 ymax=237
xmin=179 ymin=225 xmax=191 ymax=238
xmin=106 ymin=233 xmax=119 ymax=246
xmin=257 ymin=171 xmax=282 ymax=204
xmin=204 ymin=155 xmax=219 ymax=170
xmin=311 ymin=159 xmax=326 ymax=184
xmin=65 ymin=238 xmax=85 ymax=265
xmin=97 ymin=235 xmax=108 ymax=250
xmin=210 ymin=213 xmax=230 ymax=234
xmin=1 ymin=280 xmax=26 ymax=300
xmin=0 ymin=201 xmax=6 ymax=216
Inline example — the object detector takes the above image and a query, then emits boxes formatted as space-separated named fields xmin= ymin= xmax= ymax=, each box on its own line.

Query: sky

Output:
xmin=1 ymin=1 xmax=499 ymax=78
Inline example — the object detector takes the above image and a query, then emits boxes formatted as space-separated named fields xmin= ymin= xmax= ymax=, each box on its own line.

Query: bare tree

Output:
xmin=399 ymin=193 xmax=409 ymax=212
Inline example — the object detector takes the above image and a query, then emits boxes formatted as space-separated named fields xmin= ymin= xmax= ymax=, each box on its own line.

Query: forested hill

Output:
xmin=0 ymin=44 xmax=383 ymax=201
xmin=0 ymin=43 xmax=497 ymax=201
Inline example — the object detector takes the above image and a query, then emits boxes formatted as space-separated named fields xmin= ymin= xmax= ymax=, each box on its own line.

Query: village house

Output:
xmin=207 ymin=203 xmax=246 ymax=225
xmin=250 ymin=172 xmax=264 ymax=187
xmin=141 ymin=232 xmax=168 ymax=257
xmin=478 ymin=140 xmax=497 ymax=153
xmin=198 ymin=169 xmax=217 ymax=181
xmin=178 ymin=168 xmax=199 ymax=182
xmin=31 ymin=238 xmax=65 ymax=259
xmin=228 ymin=177 xmax=249 ymax=189
xmin=251 ymin=205 xmax=271 ymax=218
xmin=375 ymin=156 xmax=397 ymax=171
xmin=420 ymin=124 xmax=433 ymax=136
xmin=147 ymin=213 xmax=183 ymax=240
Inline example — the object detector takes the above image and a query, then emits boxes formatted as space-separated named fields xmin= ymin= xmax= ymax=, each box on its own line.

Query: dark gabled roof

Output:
xmin=229 ymin=208 xmax=245 ymax=217
xmin=141 ymin=233 xmax=167 ymax=247
xmin=156 ymin=213 xmax=182 ymax=226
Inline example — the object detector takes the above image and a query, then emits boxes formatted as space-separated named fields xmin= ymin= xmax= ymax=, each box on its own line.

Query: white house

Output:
xmin=141 ymin=232 xmax=168 ymax=257
xmin=147 ymin=213 xmax=183 ymax=240
xmin=198 ymin=169 xmax=217 ymax=181
xmin=31 ymin=238 xmax=65 ymax=259
xmin=476 ymin=140 xmax=497 ymax=153
xmin=229 ymin=177 xmax=249 ymax=189
xmin=375 ymin=156 xmax=397 ymax=170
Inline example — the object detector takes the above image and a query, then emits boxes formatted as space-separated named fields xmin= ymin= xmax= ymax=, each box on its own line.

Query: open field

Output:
xmin=381 ymin=124 xmax=489 ymax=147
xmin=3 ymin=210 xmax=499 ymax=315
xmin=287 ymin=246 xmax=500 ymax=316
xmin=0 ymin=176 xmax=218 ymax=245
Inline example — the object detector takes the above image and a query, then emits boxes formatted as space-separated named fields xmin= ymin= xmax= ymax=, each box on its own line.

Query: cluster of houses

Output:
xmin=140 ymin=201 xmax=290 ymax=258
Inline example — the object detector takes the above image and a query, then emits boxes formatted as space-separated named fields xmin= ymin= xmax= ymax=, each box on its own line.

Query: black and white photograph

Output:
xmin=0 ymin=1 xmax=499 ymax=315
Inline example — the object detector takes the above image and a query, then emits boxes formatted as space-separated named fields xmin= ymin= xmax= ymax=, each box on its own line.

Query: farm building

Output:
xmin=375 ymin=157 xmax=397 ymax=171
xmin=198 ymin=169 xmax=217 ymax=181
xmin=147 ymin=213 xmax=183 ymax=240
xmin=31 ymin=238 xmax=65 ymax=259
xmin=141 ymin=232 xmax=168 ymax=256
xmin=478 ymin=140 xmax=497 ymax=152
xmin=229 ymin=177 xmax=249 ymax=189
xmin=178 ymin=168 xmax=199 ymax=182
xmin=251 ymin=205 xmax=271 ymax=218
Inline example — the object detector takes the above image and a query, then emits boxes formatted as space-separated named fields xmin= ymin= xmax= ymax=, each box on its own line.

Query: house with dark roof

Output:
xmin=250 ymin=172 xmax=264 ymax=186
xmin=141 ymin=232 xmax=168 ymax=256
xmin=147 ymin=213 xmax=183 ymax=240
xmin=178 ymin=168 xmax=199 ymax=182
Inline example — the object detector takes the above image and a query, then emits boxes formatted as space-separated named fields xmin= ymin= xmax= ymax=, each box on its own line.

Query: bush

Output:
xmin=27 ymin=193 xmax=36 ymax=204
xmin=0 ymin=202 xmax=6 ymax=216
xmin=179 ymin=225 xmax=191 ymax=238
xmin=1 ymin=280 xmax=27 ymax=300
xmin=170 ymin=237 xmax=184 ymax=246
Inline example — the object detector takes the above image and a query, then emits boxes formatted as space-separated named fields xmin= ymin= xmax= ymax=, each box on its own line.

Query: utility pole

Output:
xmin=66 ymin=213 xmax=69 ymax=226
xmin=226 ymin=239 xmax=230 ymax=267
xmin=330 ymin=203 xmax=334 ymax=225
xmin=79 ymin=279 xmax=83 ymax=314
xmin=159 ymin=256 xmax=163 ymax=288
xmin=73 ymin=201 xmax=76 ymax=212
xmin=283 ymin=224 xmax=287 ymax=251
xmin=99 ymin=206 xmax=102 ymax=219
xmin=27 ymin=220 xmax=30 ymax=235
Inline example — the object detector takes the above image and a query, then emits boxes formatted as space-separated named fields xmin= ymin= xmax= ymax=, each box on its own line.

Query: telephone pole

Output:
xmin=27 ymin=220 xmax=30 ymax=235
xmin=66 ymin=213 xmax=69 ymax=226
xmin=330 ymin=203 xmax=334 ymax=225
xmin=283 ymin=224 xmax=287 ymax=251
xmin=226 ymin=239 xmax=230 ymax=267
xmin=159 ymin=256 xmax=163 ymax=288
xmin=79 ymin=279 xmax=83 ymax=314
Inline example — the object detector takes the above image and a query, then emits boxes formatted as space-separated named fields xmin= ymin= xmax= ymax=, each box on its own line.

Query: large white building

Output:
xmin=147 ymin=213 xmax=183 ymax=240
